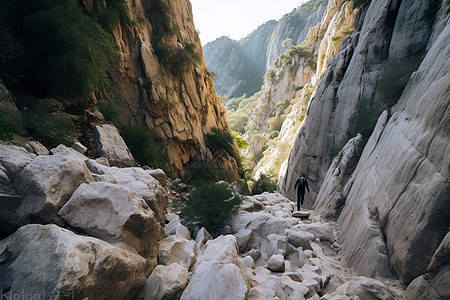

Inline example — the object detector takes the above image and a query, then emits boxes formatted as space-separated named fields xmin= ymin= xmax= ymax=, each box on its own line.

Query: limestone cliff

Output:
xmin=277 ymin=0 xmax=449 ymax=296
xmin=0 ymin=0 xmax=240 ymax=180
xmin=242 ymin=0 xmax=357 ymax=179
xmin=278 ymin=0 xmax=442 ymax=204
xmin=92 ymin=0 xmax=240 ymax=179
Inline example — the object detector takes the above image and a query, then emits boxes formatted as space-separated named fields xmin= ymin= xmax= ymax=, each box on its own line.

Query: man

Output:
xmin=294 ymin=174 xmax=310 ymax=211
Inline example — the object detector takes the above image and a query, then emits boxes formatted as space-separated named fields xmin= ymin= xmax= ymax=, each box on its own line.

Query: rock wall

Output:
xmin=243 ymin=0 xmax=357 ymax=179
xmin=278 ymin=0 xmax=441 ymax=205
xmin=279 ymin=0 xmax=449 ymax=296
xmin=334 ymin=18 xmax=450 ymax=286
xmin=83 ymin=0 xmax=239 ymax=179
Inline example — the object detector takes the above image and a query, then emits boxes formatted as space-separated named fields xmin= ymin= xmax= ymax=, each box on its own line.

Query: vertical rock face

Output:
xmin=278 ymin=0 xmax=441 ymax=203
xmin=277 ymin=0 xmax=449 ymax=294
xmin=336 ymin=20 xmax=450 ymax=285
xmin=92 ymin=0 xmax=239 ymax=178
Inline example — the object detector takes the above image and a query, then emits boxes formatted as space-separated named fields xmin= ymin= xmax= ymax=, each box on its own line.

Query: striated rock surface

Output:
xmin=94 ymin=0 xmax=239 ymax=178
xmin=278 ymin=0 xmax=442 ymax=204
xmin=0 ymin=224 xmax=152 ymax=300
xmin=335 ymin=19 xmax=450 ymax=286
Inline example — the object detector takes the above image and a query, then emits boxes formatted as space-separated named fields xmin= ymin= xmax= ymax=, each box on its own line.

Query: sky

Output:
xmin=190 ymin=0 xmax=306 ymax=46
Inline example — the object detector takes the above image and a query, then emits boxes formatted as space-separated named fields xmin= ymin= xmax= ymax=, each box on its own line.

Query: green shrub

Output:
xmin=180 ymin=183 xmax=242 ymax=237
xmin=232 ymin=132 xmax=249 ymax=150
xmin=270 ymin=131 xmax=280 ymax=140
xmin=120 ymin=126 xmax=168 ymax=169
xmin=0 ymin=0 xmax=118 ymax=101
xmin=23 ymin=102 xmax=77 ymax=147
xmin=0 ymin=119 xmax=13 ymax=141
xmin=97 ymin=100 xmax=121 ymax=125
xmin=206 ymin=127 xmax=237 ymax=161
xmin=94 ymin=0 xmax=129 ymax=29
xmin=252 ymin=173 xmax=277 ymax=195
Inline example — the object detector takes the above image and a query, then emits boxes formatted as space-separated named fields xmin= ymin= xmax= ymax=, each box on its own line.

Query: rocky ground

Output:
xmin=142 ymin=192 xmax=405 ymax=300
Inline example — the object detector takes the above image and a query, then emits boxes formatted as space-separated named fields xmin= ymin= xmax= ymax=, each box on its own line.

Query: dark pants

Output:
xmin=297 ymin=190 xmax=305 ymax=211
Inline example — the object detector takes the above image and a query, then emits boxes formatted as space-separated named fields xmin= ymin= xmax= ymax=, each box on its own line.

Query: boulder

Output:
xmin=0 ymin=166 xmax=22 ymax=234
xmin=180 ymin=262 xmax=247 ymax=300
xmin=292 ymin=210 xmax=310 ymax=218
xmin=234 ymin=228 xmax=254 ymax=253
xmin=0 ymin=224 xmax=152 ymax=300
xmin=25 ymin=141 xmax=50 ymax=156
xmin=59 ymin=182 xmax=162 ymax=259
xmin=268 ymin=254 xmax=285 ymax=272
xmin=104 ymin=167 xmax=168 ymax=225
xmin=165 ymin=213 xmax=191 ymax=239
xmin=142 ymin=263 xmax=190 ymax=300
xmin=297 ymin=223 xmax=334 ymax=244
xmin=403 ymin=264 xmax=450 ymax=300
xmin=321 ymin=277 xmax=402 ymax=300
xmin=15 ymin=150 xmax=94 ymax=226
xmin=195 ymin=227 xmax=212 ymax=250
xmin=71 ymin=141 xmax=88 ymax=154
xmin=0 ymin=144 xmax=34 ymax=178
xmin=285 ymin=229 xmax=313 ymax=250
xmin=158 ymin=235 xmax=197 ymax=270
xmin=146 ymin=168 xmax=167 ymax=186
xmin=181 ymin=235 xmax=250 ymax=300
xmin=93 ymin=124 xmax=135 ymax=167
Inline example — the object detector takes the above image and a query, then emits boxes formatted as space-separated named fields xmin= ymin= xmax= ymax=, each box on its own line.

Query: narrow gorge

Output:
xmin=0 ymin=0 xmax=449 ymax=299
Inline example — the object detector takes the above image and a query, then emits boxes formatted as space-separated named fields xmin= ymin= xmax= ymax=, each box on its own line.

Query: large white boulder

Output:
xmin=0 ymin=224 xmax=153 ymax=299
xmin=165 ymin=213 xmax=191 ymax=239
xmin=103 ymin=167 xmax=168 ymax=225
xmin=142 ymin=263 xmax=190 ymax=300
xmin=268 ymin=254 xmax=285 ymax=272
xmin=59 ymin=182 xmax=162 ymax=259
xmin=181 ymin=235 xmax=251 ymax=300
xmin=158 ymin=235 xmax=197 ymax=270
xmin=15 ymin=149 xmax=93 ymax=226
xmin=93 ymin=124 xmax=135 ymax=167
xmin=0 ymin=144 xmax=34 ymax=177
xmin=84 ymin=161 xmax=168 ymax=225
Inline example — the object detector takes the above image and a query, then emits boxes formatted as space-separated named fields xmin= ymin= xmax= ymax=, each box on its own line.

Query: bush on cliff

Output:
xmin=119 ymin=126 xmax=168 ymax=170
xmin=252 ymin=173 xmax=277 ymax=195
xmin=0 ymin=0 xmax=118 ymax=102
xmin=23 ymin=102 xmax=77 ymax=147
xmin=180 ymin=183 xmax=242 ymax=237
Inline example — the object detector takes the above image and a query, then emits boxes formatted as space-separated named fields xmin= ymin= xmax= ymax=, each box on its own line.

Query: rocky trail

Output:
xmin=143 ymin=192 xmax=405 ymax=300
xmin=0 ymin=137 xmax=405 ymax=299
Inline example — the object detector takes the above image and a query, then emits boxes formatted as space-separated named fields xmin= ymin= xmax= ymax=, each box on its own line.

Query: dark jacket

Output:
xmin=294 ymin=177 xmax=310 ymax=193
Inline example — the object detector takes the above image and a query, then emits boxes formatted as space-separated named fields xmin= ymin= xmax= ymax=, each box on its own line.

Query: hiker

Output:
xmin=294 ymin=174 xmax=310 ymax=211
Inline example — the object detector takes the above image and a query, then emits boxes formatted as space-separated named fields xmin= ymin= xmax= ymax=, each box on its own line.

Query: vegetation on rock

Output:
xmin=180 ymin=183 xmax=242 ymax=237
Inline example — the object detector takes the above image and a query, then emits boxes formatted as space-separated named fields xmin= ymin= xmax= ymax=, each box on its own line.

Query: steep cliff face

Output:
xmin=277 ymin=0 xmax=449 ymax=295
xmin=203 ymin=0 xmax=328 ymax=99
xmin=243 ymin=0 xmax=357 ymax=179
xmin=278 ymin=0 xmax=441 ymax=204
xmin=85 ymin=0 xmax=240 ymax=179
xmin=265 ymin=0 xmax=327 ymax=69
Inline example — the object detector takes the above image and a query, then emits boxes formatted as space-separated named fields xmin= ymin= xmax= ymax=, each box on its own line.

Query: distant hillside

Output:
xmin=203 ymin=0 xmax=327 ymax=99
